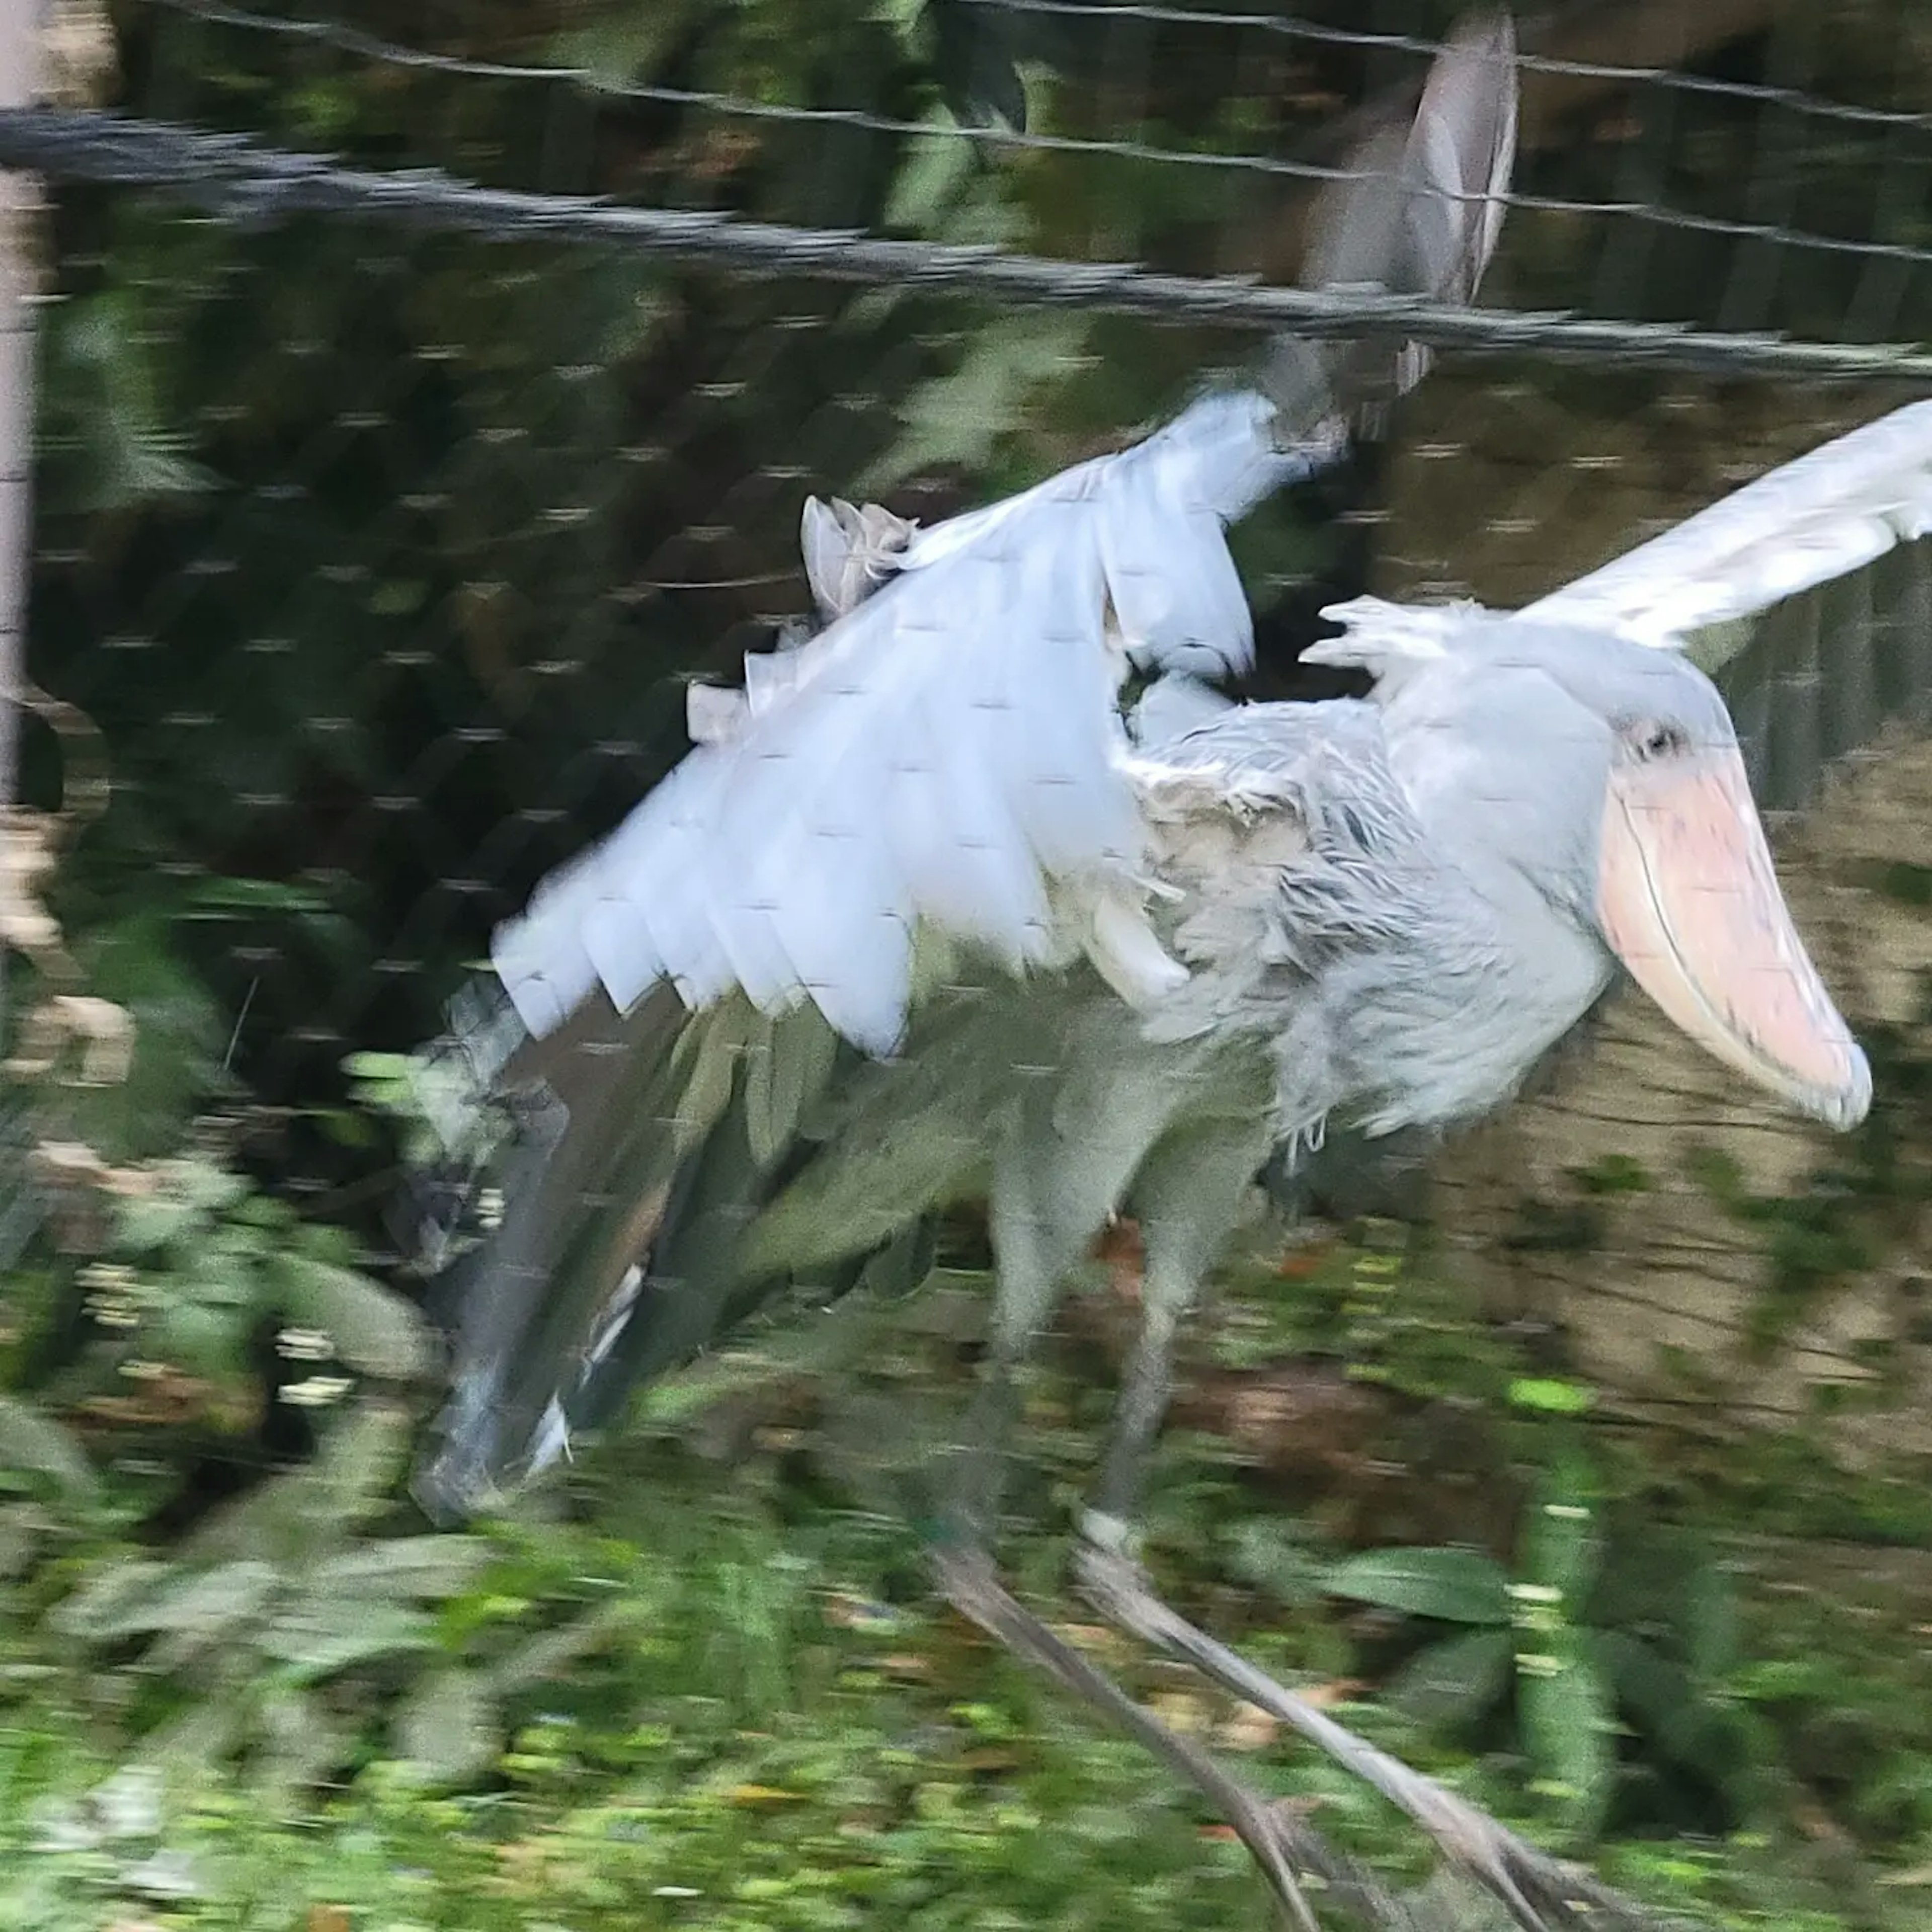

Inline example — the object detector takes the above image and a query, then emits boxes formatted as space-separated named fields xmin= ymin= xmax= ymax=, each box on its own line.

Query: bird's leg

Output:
xmin=1076 ymin=1553 xmax=1675 ymax=1932
xmin=1082 ymin=1121 xmax=1265 ymax=1556
xmin=930 ymin=1542 xmax=1419 ymax=1932
xmin=1066 ymin=1146 xmax=1676 ymax=1932
xmin=937 ymin=1127 xmax=1082 ymax=1546
xmin=931 ymin=1122 xmax=1411 ymax=1930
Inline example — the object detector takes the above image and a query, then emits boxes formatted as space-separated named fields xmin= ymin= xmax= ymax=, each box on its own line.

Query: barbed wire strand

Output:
xmin=4 ymin=107 xmax=1932 ymax=382
xmin=140 ymin=0 xmax=1932 ymax=271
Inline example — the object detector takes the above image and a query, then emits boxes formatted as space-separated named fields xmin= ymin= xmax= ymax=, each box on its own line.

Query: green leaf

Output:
xmin=142 ymin=1693 xmax=248 ymax=1776
xmin=61 ymin=913 xmax=226 ymax=1160
xmin=1323 ymin=1546 xmax=1512 ymax=1626
xmin=1521 ymin=1445 xmax=1601 ymax=1607
xmin=49 ymin=1558 xmax=174 ymax=1638
xmin=180 ymin=876 xmax=337 ymax=919
xmin=185 ymin=1226 xmax=267 ymax=1305
xmin=1596 ymin=1627 xmax=1689 ymax=1734
xmin=743 ymin=1005 xmax=840 ymax=1171
xmin=853 ymin=1216 xmax=938 ymax=1303
xmin=548 ymin=7 xmax=691 ymax=87
xmin=152 ymin=1300 xmax=253 ymax=1386
xmin=1225 ymin=1520 xmax=1326 ymax=1608
xmin=393 ymin=1667 xmax=500 ymax=1786
xmin=857 ymin=312 xmax=1092 ymax=495
xmin=0 ymin=1394 xmax=99 ymax=1506
xmin=54 ymin=1558 xmax=279 ymax=1643
xmin=342 ymin=1051 xmax=418 ymax=1085
xmin=276 ymin=1253 xmax=431 ymax=1380
xmin=1683 ymin=1559 xmax=1739 ymax=1686
xmin=883 ymin=116 xmax=977 ymax=232
xmin=41 ymin=288 xmax=214 ymax=515
xmin=116 ymin=1191 xmax=212 ymax=1255
xmin=676 ymin=1000 xmax=759 ymax=1160
xmin=1517 ymin=1627 xmax=1617 ymax=1841
xmin=0 ymin=1503 xmax=47 ymax=1582
xmin=258 ymin=1598 xmax=436 ymax=1678
xmin=186 ymin=1399 xmax=413 ymax=1561
xmin=1597 ymin=1629 xmax=1758 ymax=1796
xmin=1508 ymin=1377 xmax=1594 ymax=1415
xmin=307 ymin=1536 xmax=493 ymax=1603
xmin=872 ymin=0 xmax=929 ymax=45
xmin=254 ymin=1687 xmax=351 ymax=1797
xmin=1387 ymin=1626 xmax=1515 ymax=1730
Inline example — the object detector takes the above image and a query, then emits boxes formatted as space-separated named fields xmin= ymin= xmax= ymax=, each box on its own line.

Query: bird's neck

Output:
xmin=1438 ymin=826 xmax=1618 ymax=1108
xmin=1351 ymin=742 xmax=1617 ymax=1136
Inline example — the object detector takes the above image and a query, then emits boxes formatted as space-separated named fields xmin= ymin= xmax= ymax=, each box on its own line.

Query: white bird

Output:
xmin=402 ymin=16 xmax=1930 ymax=1928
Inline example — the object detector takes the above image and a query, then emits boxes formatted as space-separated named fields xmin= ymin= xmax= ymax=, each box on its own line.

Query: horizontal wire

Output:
xmin=149 ymin=0 xmax=1932 ymax=134
xmin=147 ymin=0 xmax=1352 ymax=186
xmin=953 ymin=0 xmax=1932 ymax=131
xmin=137 ymin=0 xmax=1932 ymax=268
xmin=6 ymin=107 xmax=1932 ymax=381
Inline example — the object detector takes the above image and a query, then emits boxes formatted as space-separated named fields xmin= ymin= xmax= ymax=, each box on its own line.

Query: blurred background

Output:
xmin=4 ymin=3 xmax=1931 ymax=1927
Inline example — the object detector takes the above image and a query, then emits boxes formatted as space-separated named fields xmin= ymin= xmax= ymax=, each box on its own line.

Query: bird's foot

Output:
xmin=1077 ymin=1507 xmax=1143 ymax=1562
xmin=1072 ymin=1542 xmax=1683 ymax=1932
xmin=929 ymin=1540 xmax=1412 ymax=1932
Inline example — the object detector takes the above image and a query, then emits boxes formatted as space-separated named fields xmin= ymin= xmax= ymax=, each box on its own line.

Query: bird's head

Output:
xmin=1313 ymin=603 xmax=1871 ymax=1131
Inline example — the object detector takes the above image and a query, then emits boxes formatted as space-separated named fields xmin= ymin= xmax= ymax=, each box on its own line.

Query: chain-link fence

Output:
xmin=7 ymin=0 xmax=1932 ymax=1461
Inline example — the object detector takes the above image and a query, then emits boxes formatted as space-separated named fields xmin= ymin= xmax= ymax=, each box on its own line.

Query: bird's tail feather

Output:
xmin=405 ymin=980 xmax=972 ymax=1523
xmin=407 ymin=972 xmax=1075 ymax=1521
xmin=412 ymin=987 xmax=811 ymax=1518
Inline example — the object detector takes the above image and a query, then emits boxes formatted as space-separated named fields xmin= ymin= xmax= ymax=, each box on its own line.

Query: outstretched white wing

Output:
xmin=494 ymin=391 xmax=1325 ymax=1056
xmin=1519 ymin=400 xmax=1932 ymax=659
xmin=489 ymin=8 xmax=1523 ymax=1063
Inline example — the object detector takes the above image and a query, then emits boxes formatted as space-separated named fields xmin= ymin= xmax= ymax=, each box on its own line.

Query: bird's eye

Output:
xmin=1623 ymin=718 xmax=1685 ymax=761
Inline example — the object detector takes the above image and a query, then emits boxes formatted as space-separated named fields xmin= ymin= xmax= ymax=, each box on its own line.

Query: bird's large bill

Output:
xmin=1595 ymin=748 xmax=1870 ymax=1130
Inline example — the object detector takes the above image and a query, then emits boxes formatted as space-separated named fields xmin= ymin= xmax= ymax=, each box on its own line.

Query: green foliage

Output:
xmin=6 ymin=1143 xmax=425 ymax=1495
xmin=6 ymin=1410 xmax=1930 ymax=1931
xmin=46 ymin=1444 xmax=497 ymax=1795
xmin=1325 ymin=1544 xmax=1512 ymax=1625
xmin=38 ymin=283 xmax=214 ymax=516
xmin=6 ymin=1233 xmax=1932 ymax=1930
xmin=10 ymin=8 xmax=1932 ymax=1929
xmin=1510 ymin=1378 xmax=1595 ymax=1417
xmin=1313 ymin=1424 xmax=1769 ymax=1846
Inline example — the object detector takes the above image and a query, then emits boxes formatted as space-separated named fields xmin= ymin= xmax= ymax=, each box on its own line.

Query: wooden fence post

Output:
xmin=0 ymin=2 xmax=44 ymax=1021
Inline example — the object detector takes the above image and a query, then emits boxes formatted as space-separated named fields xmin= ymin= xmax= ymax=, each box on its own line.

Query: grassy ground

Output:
xmin=6 ymin=1239 xmax=1932 ymax=1932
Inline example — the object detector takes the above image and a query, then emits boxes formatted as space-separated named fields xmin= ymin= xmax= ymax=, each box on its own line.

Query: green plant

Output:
xmin=1316 ymin=1386 xmax=1764 ymax=1845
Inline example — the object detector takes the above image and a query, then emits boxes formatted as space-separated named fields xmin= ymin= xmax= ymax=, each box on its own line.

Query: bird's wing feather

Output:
xmin=491 ymin=0 xmax=1523 ymax=1059
xmin=1296 ymin=11 xmax=1517 ymax=411
xmin=800 ymin=496 xmax=920 ymax=622
xmin=412 ymin=981 xmax=891 ymax=1521
xmin=1128 ymin=673 xmax=1239 ymax=747
xmin=494 ymin=389 xmax=1328 ymax=1057
xmin=1518 ymin=400 xmax=1932 ymax=655
xmin=1712 ymin=519 xmax=1932 ymax=812
xmin=1413 ymin=12 xmax=1518 ymax=310
xmin=408 ymin=16 xmax=1524 ymax=1519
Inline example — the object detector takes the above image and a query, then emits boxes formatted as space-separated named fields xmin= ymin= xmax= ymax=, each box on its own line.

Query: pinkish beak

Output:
xmin=1596 ymin=747 xmax=1870 ymax=1131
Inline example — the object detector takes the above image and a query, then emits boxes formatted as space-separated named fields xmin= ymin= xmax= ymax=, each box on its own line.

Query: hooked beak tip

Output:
xmin=1597 ymin=747 xmax=1870 ymax=1133
xmin=1810 ymin=1041 xmax=1872 ymax=1134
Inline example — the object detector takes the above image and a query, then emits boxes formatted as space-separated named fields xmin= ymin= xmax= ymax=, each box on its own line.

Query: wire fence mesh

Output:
xmin=7 ymin=0 xmax=1932 ymax=1456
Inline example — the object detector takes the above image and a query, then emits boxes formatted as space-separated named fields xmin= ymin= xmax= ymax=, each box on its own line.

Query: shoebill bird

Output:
xmin=400 ymin=16 xmax=1928 ymax=1929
